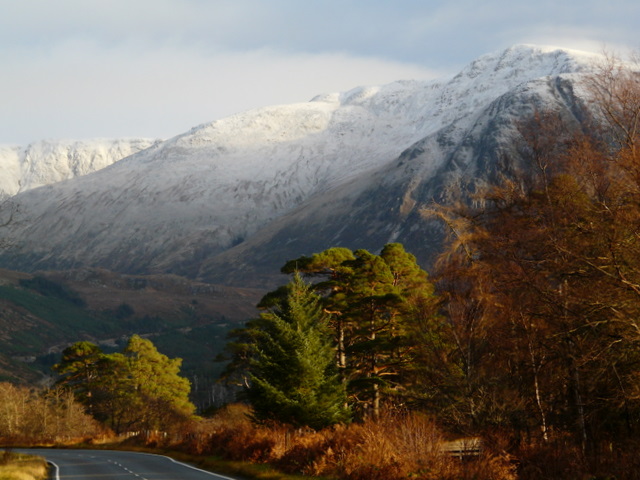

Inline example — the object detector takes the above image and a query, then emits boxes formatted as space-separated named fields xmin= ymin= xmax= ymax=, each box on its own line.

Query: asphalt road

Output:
xmin=18 ymin=449 xmax=238 ymax=480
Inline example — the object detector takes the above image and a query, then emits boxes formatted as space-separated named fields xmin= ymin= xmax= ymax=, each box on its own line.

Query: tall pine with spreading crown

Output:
xmin=280 ymin=243 xmax=441 ymax=419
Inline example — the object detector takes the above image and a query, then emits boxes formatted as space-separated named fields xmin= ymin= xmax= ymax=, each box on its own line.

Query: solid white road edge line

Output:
xmin=47 ymin=461 xmax=60 ymax=480
xmin=167 ymin=456 xmax=238 ymax=480
xmin=135 ymin=451 xmax=238 ymax=479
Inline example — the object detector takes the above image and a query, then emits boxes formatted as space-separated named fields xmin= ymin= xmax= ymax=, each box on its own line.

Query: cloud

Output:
xmin=1 ymin=0 xmax=638 ymax=144
xmin=0 ymin=39 xmax=440 ymax=144
xmin=402 ymin=0 xmax=639 ymax=65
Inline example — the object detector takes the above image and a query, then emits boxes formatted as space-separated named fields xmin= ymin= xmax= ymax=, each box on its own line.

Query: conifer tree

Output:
xmin=121 ymin=335 xmax=195 ymax=431
xmin=281 ymin=243 xmax=441 ymax=419
xmin=281 ymin=247 xmax=356 ymax=381
xmin=54 ymin=341 xmax=103 ymax=412
xmin=241 ymin=273 xmax=350 ymax=429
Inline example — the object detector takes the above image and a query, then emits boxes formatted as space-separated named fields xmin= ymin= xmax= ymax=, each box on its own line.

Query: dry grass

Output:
xmin=0 ymin=452 xmax=48 ymax=480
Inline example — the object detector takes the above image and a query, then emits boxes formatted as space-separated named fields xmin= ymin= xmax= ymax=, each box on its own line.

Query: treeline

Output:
xmin=425 ymin=55 xmax=640 ymax=448
xmin=53 ymin=335 xmax=195 ymax=435
xmin=0 ymin=335 xmax=196 ymax=444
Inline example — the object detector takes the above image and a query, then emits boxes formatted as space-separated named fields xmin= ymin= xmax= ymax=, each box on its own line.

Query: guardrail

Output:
xmin=440 ymin=437 xmax=482 ymax=458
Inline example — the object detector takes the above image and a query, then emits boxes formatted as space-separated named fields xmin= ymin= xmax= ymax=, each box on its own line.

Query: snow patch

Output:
xmin=0 ymin=138 xmax=161 ymax=198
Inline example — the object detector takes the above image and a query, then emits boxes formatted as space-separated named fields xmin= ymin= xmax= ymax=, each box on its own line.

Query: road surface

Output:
xmin=19 ymin=448 xmax=238 ymax=480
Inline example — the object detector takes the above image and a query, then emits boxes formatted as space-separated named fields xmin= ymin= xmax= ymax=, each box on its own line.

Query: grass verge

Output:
xmin=0 ymin=451 xmax=48 ymax=480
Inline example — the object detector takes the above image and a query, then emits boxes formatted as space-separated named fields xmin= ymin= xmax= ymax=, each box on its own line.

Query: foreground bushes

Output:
xmin=176 ymin=405 xmax=516 ymax=480
xmin=169 ymin=404 xmax=640 ymax=480
xmin=4 ymin=396 xmax=639 ymax=479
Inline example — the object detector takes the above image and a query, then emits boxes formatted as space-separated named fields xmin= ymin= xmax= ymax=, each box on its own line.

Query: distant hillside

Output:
xmin=0 ymin=268 xmax=263 ymax=395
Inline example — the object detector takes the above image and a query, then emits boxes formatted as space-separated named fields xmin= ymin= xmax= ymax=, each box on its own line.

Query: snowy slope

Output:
xmin=0 ymin=138 xmax=160 ymax=198
xmin=197 ymin=59 xmax=602 ymax=286
xmin=0 ymin=45 xmax=604 ymax=282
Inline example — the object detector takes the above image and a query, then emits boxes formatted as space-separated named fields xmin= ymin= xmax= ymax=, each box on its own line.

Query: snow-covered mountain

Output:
xmin=0 ymin=45 xmax=606 ymax=287
xmin=0 ymin=138 xmax=160 ymax=198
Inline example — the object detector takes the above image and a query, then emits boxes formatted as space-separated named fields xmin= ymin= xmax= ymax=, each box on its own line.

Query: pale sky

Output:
xmin=1 ymin=0 xmax=638 ymax=145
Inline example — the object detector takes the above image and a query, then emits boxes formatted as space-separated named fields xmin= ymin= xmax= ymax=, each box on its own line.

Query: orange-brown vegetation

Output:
xmin=173 ymin=405 xmax=518 ymax=480
xmin=161 ymin=405 xmax=640 ymax=479
xmin=0 ymin=382 xmax=105 ymax=446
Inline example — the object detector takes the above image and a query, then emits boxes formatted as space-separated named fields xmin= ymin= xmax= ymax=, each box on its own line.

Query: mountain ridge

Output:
xmin=0 ymin=138 xmax=161 ymax=199
xmin=0 ymin=45 xmax=608 ymax=287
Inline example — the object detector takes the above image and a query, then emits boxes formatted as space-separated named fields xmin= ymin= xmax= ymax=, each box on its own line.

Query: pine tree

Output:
xmin=242 ymin=273 xmax=350 ymax=429
xmin=281 ymin=243 xmax=441 ymax=419
xmin=121 ymin=335 xmax=195 ymax=431
xmin=282 ymin=247 xmax=356 ymax=382
xmin=54 ymin=341 xmax=104 ymax=414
